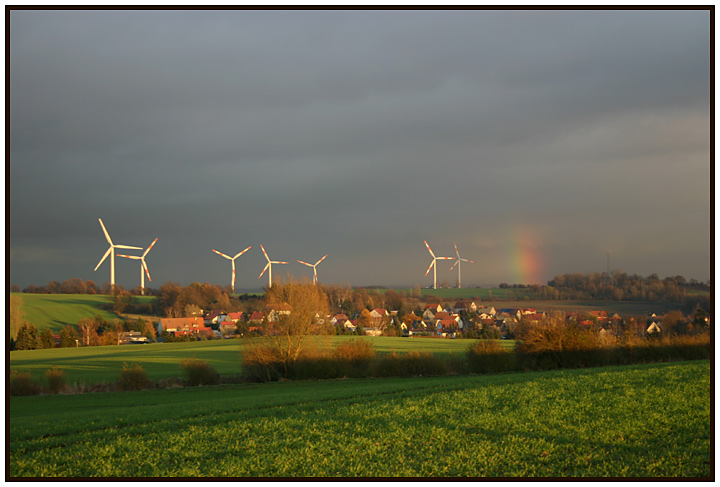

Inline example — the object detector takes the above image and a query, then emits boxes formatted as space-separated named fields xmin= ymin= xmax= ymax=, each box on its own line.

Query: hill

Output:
xmin=12 ymin=293 xmax=123 ymax=332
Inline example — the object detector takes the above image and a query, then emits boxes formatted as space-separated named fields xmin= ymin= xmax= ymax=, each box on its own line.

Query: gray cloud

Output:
xmin=9 ymin=8 xmax=711 ymax=290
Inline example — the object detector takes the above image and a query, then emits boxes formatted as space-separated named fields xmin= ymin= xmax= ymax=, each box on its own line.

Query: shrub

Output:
xmin=370 ymin=352 xmax=451 ymax=378
xmin=44 ymin=366 xmax=67 ymax=394
xmin=10 ymin=371 xmax=41 ymax=396
xmin=179 ymin=358 xmax=219 ymax=386
xmin=331 ymin=339 xmax=376 ymax=378
xmin=467 ymin=340 xmax=517 ymax=374
xmin=241 ymin=344 xmax=284 ymax=382
xmin=117 ymin=363 xmax=152 ymax=391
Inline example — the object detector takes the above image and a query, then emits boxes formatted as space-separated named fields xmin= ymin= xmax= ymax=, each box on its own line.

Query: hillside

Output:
xmin=12 ymin=294 xmax=122 ymax=332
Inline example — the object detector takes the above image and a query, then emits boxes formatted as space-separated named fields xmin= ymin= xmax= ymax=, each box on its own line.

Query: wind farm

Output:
xmin=212 ymin=246 xmax=252 ymax=293
xmin=117 ymin=238 xmax=158 ymax=295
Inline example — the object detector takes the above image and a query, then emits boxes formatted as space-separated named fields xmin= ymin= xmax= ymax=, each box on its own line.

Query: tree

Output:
xmin=77 ymin=318 xmax=100 ymax=346
xmin=15 ymin=322 xmax=38 ymax=350
xmin=39 ymin=328 xmax=55 ymax=349
xmin=10 ymin=294 xmax=24 ymax=340
xmin=59 ymin=325 xmax=78 ymax=347
xmin=113 ymin=290 xmax=133 ymax=314
xmin=258 ymin=278 xmax=330 ymax=376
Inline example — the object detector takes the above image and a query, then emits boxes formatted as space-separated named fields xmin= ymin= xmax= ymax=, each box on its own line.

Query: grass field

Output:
xmin=10 ymin=336 xmax=508 ymax=386
xmin=11 ymin=293 xmax=125 ymax=333
xmin=8 ymin=360 xmax=711 ymax=478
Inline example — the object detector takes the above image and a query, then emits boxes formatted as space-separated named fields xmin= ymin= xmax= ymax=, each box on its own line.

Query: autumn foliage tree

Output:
xmin=249 ymin=277 xmax=331 ymax=377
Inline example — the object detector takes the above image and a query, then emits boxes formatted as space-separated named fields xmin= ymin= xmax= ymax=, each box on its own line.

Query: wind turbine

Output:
xmin=258 ymin=245 xmax=288 ymax=288
xmin=212 ymin=246 xmax=252 ymax=293
xmin=424 ymin=241 xmax=453 ymax=289
xmin=117 ymin=238 xmax=158 ymax=295
xmin=449 ymin=242 xmax=475 ymax=289
xmin=94 ymin=218 xmax=142 ymax=291
xmin=297 ymin=254 xmax=328 ymax=285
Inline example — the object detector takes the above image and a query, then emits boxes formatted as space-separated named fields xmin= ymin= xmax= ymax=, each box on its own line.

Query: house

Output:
xmin=363 ymin=327 xmax=383 ymax=336
xmin=453 ymin=301 xmax=477 ymax=313
xmin=265 ymin=303 xmax=291 ymax=323
xmin=370 ymin=309 xmax=389 ymax=326
xmin=157 ymin=317 xmax=207 ymax=335
xmin=331 ymin=314 xmax=349 ymax=325
xmin=204 ymin=309 xmax=226 ymax=324
xmin=248 ymin=311 xmax=264 ymax=323
xmin=227 ymin=312 xmax=244 ymax=322
xmin=422 ymin=304 xmax=444 ymax=321
xmin=590 ymin=310 xmax=608 ymax=321
xmin=121 ymin=331 xmax=149 ymax=344
xmin=647 ymin=322 xmax=662 ymax=335
xmin=339 ymin=319 xmax=356 ymax=332
xmin=219 ymin=321 xmax=237 ymax=336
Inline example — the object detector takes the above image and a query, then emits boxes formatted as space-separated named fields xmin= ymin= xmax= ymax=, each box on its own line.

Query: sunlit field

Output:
xmin=9 ymin=336 xmax=507 ymax=386
xmin=8 ymin=361 xmax=710 ymax=478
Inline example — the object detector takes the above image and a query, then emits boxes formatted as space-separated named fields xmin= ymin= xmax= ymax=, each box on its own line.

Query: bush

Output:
xmin=179 ymin=357 xmax=219 ymax=386
xmin=45 ymin=366 xmax=67 ymax=394
xmin=370 ymin=352 xmax=451 ymax=378
xmin=10 ymin=371 xmax=41 ymax=396
xmin=331 ymin=339 xmax=376 ymax=378
xmin=117 ymin=363 xmax=152 ymax=391
xmin=467 ymin=340 xmax=517 ymax=374
xmin=241 ymin=344 xmax=284 ymax=382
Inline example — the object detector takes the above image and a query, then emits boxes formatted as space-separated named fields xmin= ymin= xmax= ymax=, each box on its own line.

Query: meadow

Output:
xmin=8 ymin=360 xmax=711 ymax=478
xmin=9 ymin=336 xmax=506 ymax=386
xmin=13 ymin=293 xmax=121 ymax=332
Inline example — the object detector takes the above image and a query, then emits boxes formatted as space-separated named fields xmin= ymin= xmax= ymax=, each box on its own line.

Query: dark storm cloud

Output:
xmin=9 ymin=8 xmax=711 ymax=290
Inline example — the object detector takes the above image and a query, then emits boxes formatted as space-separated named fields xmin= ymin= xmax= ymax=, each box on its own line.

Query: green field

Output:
xmin=10 ymin=336 xmax=508 ymax=386
xmin=8 ymin=360 xmax=711 ymax=478
xmin=11 ymin=293 xmax=125 ymax=332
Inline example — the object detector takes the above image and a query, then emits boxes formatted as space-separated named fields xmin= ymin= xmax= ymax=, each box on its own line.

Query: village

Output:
xmin=152 ymin=300 xmax=689 ymax=343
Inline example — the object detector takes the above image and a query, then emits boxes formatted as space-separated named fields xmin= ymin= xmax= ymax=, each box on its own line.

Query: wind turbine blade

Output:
xmin=143 ymin=260 xmax=152 ymax=282
xmin=115 ymin=244 xmax=143 ymax=250
xmin=233 ymin=246 xmax=252 ymax=259
xmin=117 ymin=254 xmax=141 ymax=260
xmin=437 ymin=257 xmax=454 ymax=260
xmin=212 ymin=249 xmax=231 ymax=259
xmin=454 ymin=243 xmax=460 ymax=257
xmin=99 ymin=219 xmax=113 ymax=245
xmin=273 ymin=261 xmax=289 ymax=265
xmin=143 ymin=238 xmax=158 ymax=257
xmin=94 ymin=247 xmax=112 ymax=271
xmin=316 ymin=254 xmax=328 ymax=265
xmin=313 ymin=267 xmax=318 ymax=279
xmin=260 ymin=245 xmax=270 ymax=262
xmin=297 ymin=260 xmax=313 ymax=267
xmin=259 ymin=263 xmax=270 ymax=278
xmin=425 ymin=260 xmax=435 ymax=276
xmin=449 ymin=260 xmax=459 ymax=271
xmin=462 ymin=259 xmax=475 ymax=264
xmin=424 ymin=241 xmax=436 ymax=258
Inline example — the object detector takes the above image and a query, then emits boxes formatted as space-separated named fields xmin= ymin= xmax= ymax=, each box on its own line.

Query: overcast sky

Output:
xmin=8 ymin=8 xmax=712 ymax=292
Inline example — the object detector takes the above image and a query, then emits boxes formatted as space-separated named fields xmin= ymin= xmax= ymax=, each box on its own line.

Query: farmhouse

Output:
xmin=157 ymin=317 xmax=207 ymax=335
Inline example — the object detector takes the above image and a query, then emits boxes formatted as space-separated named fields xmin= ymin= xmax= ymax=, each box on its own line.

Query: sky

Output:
xmin=8 ymin=8 xmax=712 ymax=292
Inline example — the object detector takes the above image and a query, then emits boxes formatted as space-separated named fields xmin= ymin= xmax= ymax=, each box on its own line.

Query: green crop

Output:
xmin=9 ymin=361 xmax=710 ymax=478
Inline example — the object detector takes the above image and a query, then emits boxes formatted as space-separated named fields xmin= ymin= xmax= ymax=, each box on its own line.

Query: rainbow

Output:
xmin=508 ymin=226 xmax=544 ymax=285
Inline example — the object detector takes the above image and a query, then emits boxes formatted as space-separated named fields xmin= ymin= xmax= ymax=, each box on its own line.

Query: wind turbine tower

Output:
xmin=297 ymin=254 xmax=328 ymax=285
xmin=212 ymin=246 xmax=252 ymax=293
xmin=424 ymin=241 xmax=453 ymax=289
xmin=259 ymin=245 xmax=288 ymax=288
xmin=449 ymin=243 xmax=475 ymax=289
xmin=94 ymin=218 xmax=142 ymax=291
xmin=117 ymin=238 xmax=158 ymax=295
